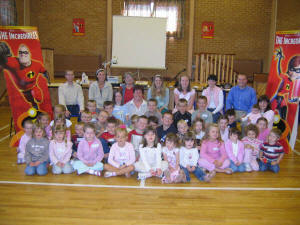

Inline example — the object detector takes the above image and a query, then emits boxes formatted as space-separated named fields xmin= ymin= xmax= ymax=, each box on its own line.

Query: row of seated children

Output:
xmin=18 ymin=102 xmax=284 ymax=181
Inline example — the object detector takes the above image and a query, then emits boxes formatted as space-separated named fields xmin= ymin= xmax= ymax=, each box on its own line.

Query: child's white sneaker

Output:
xmin=17 ymin=158 xmax=25 ymax=164
xmin=137 ymin=172 xmax=151 ymax=180
xmin=104 ymin=171 xmax=116 ymax=178
xmin=245 ymin=163 xmax=252 ymax=172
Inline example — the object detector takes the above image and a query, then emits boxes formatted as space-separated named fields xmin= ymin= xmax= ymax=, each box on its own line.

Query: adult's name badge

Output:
xmin=91 ymin=143 xmax=99 ymax=148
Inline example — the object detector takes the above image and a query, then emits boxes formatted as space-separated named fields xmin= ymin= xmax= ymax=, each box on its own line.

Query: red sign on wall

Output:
xmin=202 ymin=21 xmax=214 ymax=39
xmin=73 ymin=18 xmax=85 ymax=36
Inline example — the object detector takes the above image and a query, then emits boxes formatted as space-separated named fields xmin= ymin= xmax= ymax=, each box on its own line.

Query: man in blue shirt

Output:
xmin=226 ymin=74 xmax=257 ymax=120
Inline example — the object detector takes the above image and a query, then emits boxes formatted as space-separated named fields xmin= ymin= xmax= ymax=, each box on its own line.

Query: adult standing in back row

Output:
xmin=202 ymin=74 xmax=224 ymax=123
xmin=89 ymin=68 xmax=113 ymax=110
xmin=226 ymin=74 xmax=257 ymax=120
xmin=174 ymin=75 xmax=196 ymax=113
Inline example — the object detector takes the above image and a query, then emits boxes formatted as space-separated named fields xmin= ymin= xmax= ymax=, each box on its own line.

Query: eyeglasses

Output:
xmin=290 ymin=67 xmax=300 ymax=73
xmin=19 ymin=51 xmax=29 ymax=55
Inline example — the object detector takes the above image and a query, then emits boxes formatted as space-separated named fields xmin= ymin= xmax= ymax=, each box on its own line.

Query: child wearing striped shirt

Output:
xmin=259 ymin=128 xmax=284 ymax=173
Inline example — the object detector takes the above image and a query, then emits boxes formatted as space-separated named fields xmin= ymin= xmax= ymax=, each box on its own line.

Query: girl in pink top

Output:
xmin=258 ymin=95 xmax=274 ymax=130
xmin=17 ymin=120 xmax=34 ymax=164
xmin=256 ymin=117 xmax=270 ymax=142
xmin=72 ymin=123 xmax=104 ymax=176
xmin=49 ymin=125 xmax=73 ymax=174
xmin=198 ymin=124 xmax=232 ymax=174
xmin=162 ymin=133 xmax=187 ymax=183
xmin=37 ymin=113 xmax=51 ymax=139
xmin=104 ymin=128 xmax=135 ymax=178
xmin=218 ymin=115 xmax=229 ymax=142
xmin=242 ymin=124 xmax=262 ymax=172
xmin=225 ymin=128 xmax=245 ymax=173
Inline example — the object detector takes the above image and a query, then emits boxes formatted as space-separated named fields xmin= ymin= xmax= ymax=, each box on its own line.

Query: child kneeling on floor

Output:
xmin=25 ymin=124 xmax=49 ymax=176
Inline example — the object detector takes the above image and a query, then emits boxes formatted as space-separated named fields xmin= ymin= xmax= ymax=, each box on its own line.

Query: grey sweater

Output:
xmin=25 ymin=137 xmax=50 ymax=164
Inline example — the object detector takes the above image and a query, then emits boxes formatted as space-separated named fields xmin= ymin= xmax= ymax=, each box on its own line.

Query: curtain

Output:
xmin=0 ymin=0 xmax=17 ymax=26
xmin=154 ymin=0 xmax=184 ymax=39
xmin=123 ymin=0 xmax=184 ymax=39
xmin=123 ymin=0 xmax=152 ymax=17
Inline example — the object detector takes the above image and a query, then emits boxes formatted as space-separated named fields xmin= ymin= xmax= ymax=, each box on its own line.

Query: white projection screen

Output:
xmin=111 ymin=16 xmax=167 ymax=69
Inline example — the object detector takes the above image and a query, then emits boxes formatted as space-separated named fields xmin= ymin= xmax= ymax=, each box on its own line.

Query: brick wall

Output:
xmin=194 ymin=0 xmax=272 ymax=63
xmin=15 ymin=0 xmax=298 ymax=80
xmin=277 ymin=0 xmax=300 ymax=31
xmin=30 ymin=0 xmax=107 ymax=56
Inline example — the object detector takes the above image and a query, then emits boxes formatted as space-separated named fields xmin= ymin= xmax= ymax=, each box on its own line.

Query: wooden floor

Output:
xmin=0 ymin=107 xmax=300 ymax=225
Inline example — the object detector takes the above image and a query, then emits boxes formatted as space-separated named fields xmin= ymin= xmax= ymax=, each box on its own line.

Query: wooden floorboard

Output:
xmin=0 ymin=107 xmax=300 ymax=224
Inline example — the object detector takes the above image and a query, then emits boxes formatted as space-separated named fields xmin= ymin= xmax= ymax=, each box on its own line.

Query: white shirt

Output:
xmin=125 ymin=99 xmax=148 ymax=118
xmin=139 ymin=143 xmax=162 ymax=171
xmin=58 ymin=82 xmax=84 ymax=111
xmin=179 ymin=147 xmax=199 ymax=168
xmin=174 ymin=88 xmax=195 ymax=102
xmin=232 ymin=142 xmax=238 ymax=158
xmin=207 ymin=89 xmax=224 ymax=114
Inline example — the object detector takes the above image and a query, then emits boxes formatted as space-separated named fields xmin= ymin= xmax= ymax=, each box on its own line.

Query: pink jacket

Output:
xmin=242 ymin=136 xmax=262 ymax=156
xmin=77 ymin=138 xmax=104 ymax=165
xmin=108 ymin=142 xmax=136 ymax=168
xmin=199 ymin=140 xmax=227 ymax=164
xmin=18 ymin=133 xmax=31 ymax=158
xmin=258 ymin=128 xmax=270 ymax=142
xmin=49 ymin=140 xmax=72 ymax=165
xmin=225 ymin=140 xmax=244 ymax=164
xmin=202 ymin=86 xmax=222 ymax=107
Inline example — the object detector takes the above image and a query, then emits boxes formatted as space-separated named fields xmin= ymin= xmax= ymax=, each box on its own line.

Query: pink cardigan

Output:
xmin=199 ymin=140 xmax=227 ymax=164
xmin=108 ymin=142 xmax=136 ymax=168
xmin=77 ymin=138 xmax=104 ymax=165
xmin=49 ymin=140 xmax=72 ymax=165
xmin=225 ymin=140 xmax=244 ymax=164
xmin=202 ymin=86 xmax=222 ymax=107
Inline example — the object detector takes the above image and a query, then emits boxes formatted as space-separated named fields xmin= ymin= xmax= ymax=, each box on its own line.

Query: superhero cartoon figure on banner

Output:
xmin=0 ymin=42 xmax=49 ymax=109
xmin=0 ymin=38 xmax=52 ymax=147
xmin=270 ymin=50 xmax=300 ymax=120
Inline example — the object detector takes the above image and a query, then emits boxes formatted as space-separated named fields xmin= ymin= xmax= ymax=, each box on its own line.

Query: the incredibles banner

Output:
xmin=0 ymin=26 xmax=53 ymax=147
xmin=266 ymin=30 xmax=300 ymax=153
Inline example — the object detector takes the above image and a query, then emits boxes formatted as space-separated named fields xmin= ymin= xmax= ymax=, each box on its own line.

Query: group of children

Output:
xmin=17 ymin=94 xmax=284 ymax=183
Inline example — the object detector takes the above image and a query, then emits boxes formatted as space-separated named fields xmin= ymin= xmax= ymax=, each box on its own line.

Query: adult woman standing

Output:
xmin=120 ymin=72 xmax=135 ymax=104
xmin=147 ymin=74 xmax=169 ymax=114
xmin=202 ymin=74 xmax=224 ymax=123
xmin=258 ymin=95 xmax=274 ymax=130
xmin=174 ymin=75 xmax=196 ymax=112
xmin=89 ymin=68 xmax=113 ymax=109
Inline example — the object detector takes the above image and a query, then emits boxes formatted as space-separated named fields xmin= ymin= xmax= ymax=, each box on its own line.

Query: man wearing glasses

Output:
xmin=0 ymin=42 xmax=49 ymax=109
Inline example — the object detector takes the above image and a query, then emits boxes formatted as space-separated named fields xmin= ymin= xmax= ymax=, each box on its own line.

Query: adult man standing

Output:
xmin=226 ymin=74 xmax=257 ymax=119
xmin=58 ymin=70 xmax=84 ymax=118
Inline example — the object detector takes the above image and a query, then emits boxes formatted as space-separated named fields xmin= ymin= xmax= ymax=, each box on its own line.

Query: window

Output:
xmin=123 ymin=0 xmax=184 ymax=39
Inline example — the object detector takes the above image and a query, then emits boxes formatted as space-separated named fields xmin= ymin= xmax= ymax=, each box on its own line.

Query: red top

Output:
xmin=123 ymin=87 xmax=134 ymax=104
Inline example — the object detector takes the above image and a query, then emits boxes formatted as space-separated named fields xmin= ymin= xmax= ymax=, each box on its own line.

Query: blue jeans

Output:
xmin=259 ymin=161 xmax=280 ymax=173
xmin=25 ymin=161 xmax=48 ymax=176
xmin=207 ymin=108 xmax=221 ymax=123
xmin=229 ymin=160 xmax=246 ymax=173
xmin=180 ymin=166 xmax=206 ymax=182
